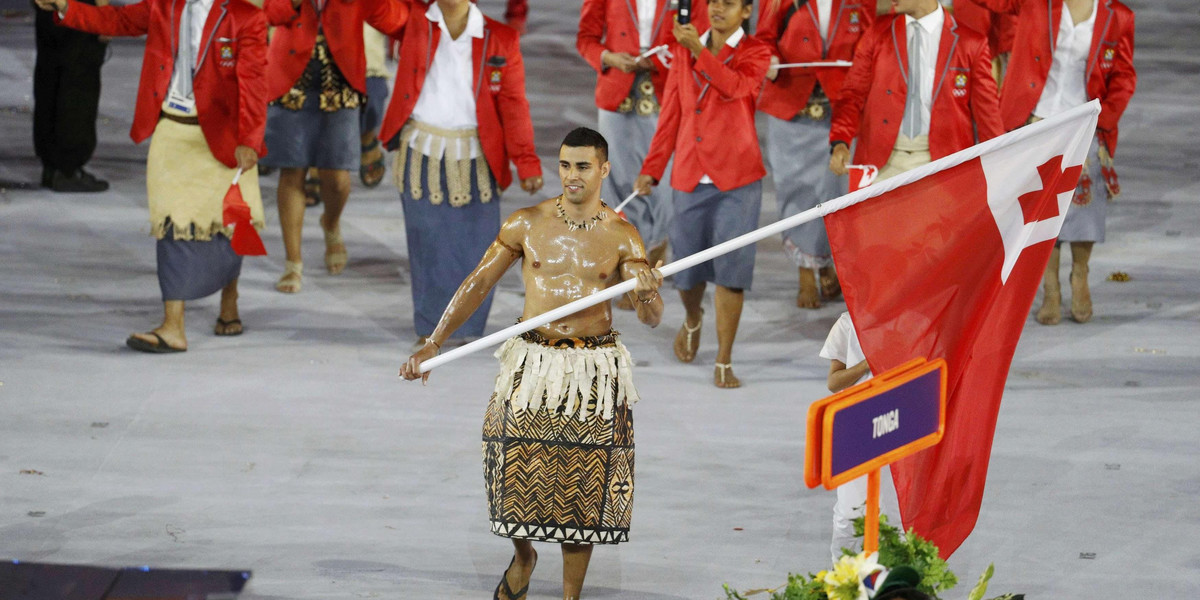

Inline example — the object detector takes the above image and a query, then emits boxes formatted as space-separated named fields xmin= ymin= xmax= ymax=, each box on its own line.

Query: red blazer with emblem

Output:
xmin=641 ymin=34 xmax=772 ymax=192
xmin=981 ymin=0 xmax=1136 ymax=154
xmin=263 ymin=0 xmax=409 ymax=102
xmin=379 ymin=5 xmax=539 ymax=191
xmin=830 ymin=13 xmax=1004 ymax=169
xmin=57 ymin=0 xmax=268 ymax=167
xmin=754 ymin=0 xmax=873 ymax=120
xmin=576 ymin=0 xmax=709 ymax=111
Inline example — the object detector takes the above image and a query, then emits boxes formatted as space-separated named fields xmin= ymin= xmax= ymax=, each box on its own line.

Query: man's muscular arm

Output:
xmin=618 ymin=229 xmax=664 ymax=328
xmin=399 ymin=212 xmax=527 ymax=382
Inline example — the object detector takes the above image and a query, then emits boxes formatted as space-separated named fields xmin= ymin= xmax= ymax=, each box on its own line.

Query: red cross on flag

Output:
xmin=824 ymin=101 xmax=1100 ymax=557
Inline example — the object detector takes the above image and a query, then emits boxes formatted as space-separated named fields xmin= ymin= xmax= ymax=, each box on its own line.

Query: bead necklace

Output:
xmin=556 ymin=197 xmax=607 ymax=231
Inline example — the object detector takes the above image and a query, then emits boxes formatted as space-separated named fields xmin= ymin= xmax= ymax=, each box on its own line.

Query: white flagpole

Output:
xmin=417 ymin=101 xmax=1101 ymax=373
xmin=774 ymin=60 xmax=852 ymax=69
xmin=612 ymin=190 xmax=640 ymax=213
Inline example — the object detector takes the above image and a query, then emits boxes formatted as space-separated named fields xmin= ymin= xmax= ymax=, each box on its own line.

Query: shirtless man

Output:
xmin=401 ymin=127 xmax=663 ymax=600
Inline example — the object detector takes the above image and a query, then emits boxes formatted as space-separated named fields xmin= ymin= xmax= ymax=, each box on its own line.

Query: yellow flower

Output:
xmin=822 ymin=552 xmax=884 ymax=600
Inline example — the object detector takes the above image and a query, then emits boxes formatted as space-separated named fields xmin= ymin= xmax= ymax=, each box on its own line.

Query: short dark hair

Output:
xmin=561 ymin=127 xmax=609 ymax=163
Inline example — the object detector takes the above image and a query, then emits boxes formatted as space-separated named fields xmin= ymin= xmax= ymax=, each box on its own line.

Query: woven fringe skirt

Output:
xmin=482 ymin=330 xmax=638 ymax=545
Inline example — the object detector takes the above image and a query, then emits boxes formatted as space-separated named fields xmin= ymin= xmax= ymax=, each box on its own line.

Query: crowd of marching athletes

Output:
xmin=34 ymin=0 xmax=1135 ymax=378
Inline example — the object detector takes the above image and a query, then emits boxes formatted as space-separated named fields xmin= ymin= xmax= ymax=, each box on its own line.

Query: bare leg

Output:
xmin=276 ymin=168 xmax=307 ymax=292
xmin=713 ymin=285 xmax=744 ymax=388
xmin=561 ymin=543 xmax=594 ymax=600
xmin=674 ymin=283 xmax=705 ymax=362
xmin=214 ymin=278 xmax=243 ymax=335
xmin=819 ymin=265 xmax=841 ymax=300
xmin=318 ymin=168 xmax=351 ymax=274
xmin=130 ymin=299 xmax=187 ymax=350
xmin=497 ymin=539 xmax=537 ymax=600
xmin=797 ymin=267 xmax=820 ymax=309
xmin=1035 ymin=245 xmax=1062 ymax=325
xmin=1069 ymin=241 xmax=1093 ymax=323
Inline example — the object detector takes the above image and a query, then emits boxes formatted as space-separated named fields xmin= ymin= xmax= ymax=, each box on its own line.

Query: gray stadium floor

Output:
xmin=1 ymin=1 xmax=1198 ymax=597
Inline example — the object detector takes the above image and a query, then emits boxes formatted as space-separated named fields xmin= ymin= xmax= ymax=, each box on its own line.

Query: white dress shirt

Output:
xmin=817 ymin=0 xmax=833 ymax=43
xmin=696 ymin=27 xmax=744 ymax=185
xmin=1034 ymin=0 xmax=1097 ymax=119
xmin=164 ymin=0 xmax=215 ymax=116
xmin=410 ymin=2 xmax=485 ymax=156
xmin=900 ymin=4 xmax=943 ymax=139
xmin=819 ymin=312 xmax=871 ymax=382
xmin=637 ymin=0 xmax=656 ymax=49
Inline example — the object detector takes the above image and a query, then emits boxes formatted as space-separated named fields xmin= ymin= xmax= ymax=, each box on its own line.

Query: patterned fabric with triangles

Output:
xmin=483 ymin=334 xmax=636 ymax=545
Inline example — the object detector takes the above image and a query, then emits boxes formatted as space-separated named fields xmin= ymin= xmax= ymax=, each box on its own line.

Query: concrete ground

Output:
xmin=1 ymin=1 xmax=1198 ymax=598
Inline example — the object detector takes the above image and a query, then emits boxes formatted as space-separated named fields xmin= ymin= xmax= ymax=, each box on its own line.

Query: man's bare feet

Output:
xmin=320 ymin=214 xmax=348 ymax=275
xmin=819 ymin=266 xmax=841 ymax=300
xmin=714 ymin=362 xmax=741 ymax=388
xmin=797 ymin=268 xmax=820 ymax=309
xmin=1070 ymin=266 xmax=1092 ymax=323
xmin=674 ymin=313 xmax=702 ymax=363
xmin=495 ymin=550 xmax=537 ymax=600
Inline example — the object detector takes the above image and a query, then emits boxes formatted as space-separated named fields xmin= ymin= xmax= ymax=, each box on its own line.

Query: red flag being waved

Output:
xmin=825 ymin=102 xmax=1099 ymax=557
xmin=222 ymin=172 xmax=267 ymax=256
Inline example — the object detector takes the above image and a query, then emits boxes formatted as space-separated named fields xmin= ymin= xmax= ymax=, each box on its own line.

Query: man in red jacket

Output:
xmin=635 ymin=0 xmax=771 ymax=389
xmin=261 ymin=0 xmax=410 ymax=294
xmin=756 ymin=0 xmax=873 ymax=309
xmin=983 ymin=0 xmax=1136 ymax=325
xmin=577 ymin=0 xmax=708 ymax=311
xmin=381 ymin=0 xmax=542 ymax=351
xmin=34 ymin=0 xmax=268 ymax=353
xmin=828 ymin=0 xmax=1003 ymax=180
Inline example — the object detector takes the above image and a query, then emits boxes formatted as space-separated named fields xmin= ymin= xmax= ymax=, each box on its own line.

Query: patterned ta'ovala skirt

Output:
xmin=482 ymin=329 xmax=639 ymax=545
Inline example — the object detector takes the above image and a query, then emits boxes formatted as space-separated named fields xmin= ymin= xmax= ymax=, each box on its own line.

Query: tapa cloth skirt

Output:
xmin=146 ymin=117 xmax=263 ymax=241
xmin=482 ymin=330 xmax=638 ymax=545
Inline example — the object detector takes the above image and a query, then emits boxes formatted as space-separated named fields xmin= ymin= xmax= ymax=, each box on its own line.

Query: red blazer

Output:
xmin=641 ymin=34 xmax=771 ymax=192
xmin=58 ymin=0 xmax=268 ymax=167
xmin=754 ymin=0 xmax=873 ymax=120
xmin=380 ymin=6 xmax=540 ymax=191
xmin=263 ymin=0 xmax=409 ymax=101
xmin=982 ymin=0 xmax=1136 ymax=154
xmin=576 ymin=0 xmax=708 ymax=111
xmin=830 ymin=13 xmax=1004 ymax=169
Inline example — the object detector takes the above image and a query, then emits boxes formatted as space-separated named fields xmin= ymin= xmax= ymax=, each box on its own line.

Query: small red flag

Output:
xmin=222 ymin=178 xmax=266 ymax=256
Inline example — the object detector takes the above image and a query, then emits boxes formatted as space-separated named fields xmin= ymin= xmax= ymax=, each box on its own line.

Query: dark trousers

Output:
xmin=33 ymin=5 xmax=106 ymax=174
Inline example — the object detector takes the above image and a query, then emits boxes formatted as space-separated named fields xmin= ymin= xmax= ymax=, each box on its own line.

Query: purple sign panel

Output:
xmin=829 ymin=368 xmax=942 ymax=479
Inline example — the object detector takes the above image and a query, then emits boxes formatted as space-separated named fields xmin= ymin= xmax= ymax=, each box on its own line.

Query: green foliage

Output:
xmin=966 ymin=563 xmax=994 ymax=600
xmin=722 ymin=515 xmax=1024 ymax=600
xmin=851 ymin=514 xmax=958 ymax=596
xmin=723 ymin=572 xmax=827 ymax=600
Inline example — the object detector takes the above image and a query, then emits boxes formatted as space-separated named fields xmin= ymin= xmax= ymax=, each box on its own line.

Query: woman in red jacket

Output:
xmin=984 ymin=0 xmax=1136 ymax=325
xmin=635 ymin=0 xmax=771 ymax=389
xmin=261 ymin=0 xmax=410 ymax=293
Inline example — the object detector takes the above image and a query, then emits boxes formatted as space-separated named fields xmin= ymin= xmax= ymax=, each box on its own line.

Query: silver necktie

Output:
xmin=903 ymin=23 xmax=924 ymax=138
xmin=176 ymin=0 xmax=198 ymax=101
